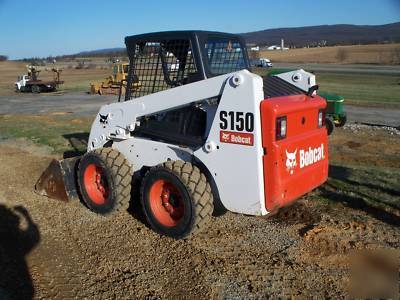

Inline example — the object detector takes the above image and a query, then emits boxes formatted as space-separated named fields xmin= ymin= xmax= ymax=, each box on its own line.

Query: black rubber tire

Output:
xmin=336 ymin=115 xmax=347 ymax=127
xmin=77 ymin=148 xmax=133 ymax=215
xmin=326 ymin=118 xmax=334 ymax=135
xmin=32 ymin=85 xmax=40 ymax=93
xmin=140 ymin=161 xmax=214 ymax=239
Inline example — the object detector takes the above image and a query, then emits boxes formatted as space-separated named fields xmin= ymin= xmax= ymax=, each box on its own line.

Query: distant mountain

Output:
xmin=67 ymin=22 xmax=400 ymax=57
xmin=76 ymin=47 xmax=126 ymax=56
xmin=241 ymin=22 xmax=400 ymax=47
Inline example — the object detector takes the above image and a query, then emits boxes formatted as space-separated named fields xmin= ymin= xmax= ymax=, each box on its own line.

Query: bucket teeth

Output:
xmin=35 ymin=157 xmax=80 ymax=202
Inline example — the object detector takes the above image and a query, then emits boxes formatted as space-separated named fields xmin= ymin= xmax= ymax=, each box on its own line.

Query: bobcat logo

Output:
xmin=221 ymin=132 xmax=230 ymax=142
xmin=99 ymin=114 xmax=108 ymax=124
xmin=285 ymin=149 xmax=297 ymax=175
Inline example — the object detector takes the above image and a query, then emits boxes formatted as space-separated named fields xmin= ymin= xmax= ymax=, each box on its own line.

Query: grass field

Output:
xmin=0 ymin=114 xmax=91 ymax=154
xmin=0 ymin=61 xmax=26 ymax=95
xmin=260 ymin=43 xmax=400 ymax=64
xmin=320 ymin=125 xmax=400 ymax=219
xmin=253 ymin=67 xmax=400 ymax=108
xmin=1 ymin=48 xmax=400 ymax=108
xmin=317 ymin=71 xmax=400 ymax=107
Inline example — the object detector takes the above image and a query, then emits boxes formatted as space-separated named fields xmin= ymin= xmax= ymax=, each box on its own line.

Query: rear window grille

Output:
xmin=127 ymin=39 xmax=197 ymax=99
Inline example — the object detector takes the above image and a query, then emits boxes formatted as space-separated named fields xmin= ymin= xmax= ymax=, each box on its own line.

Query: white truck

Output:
xmin=254 ymin=58 xmax=273 ymax=68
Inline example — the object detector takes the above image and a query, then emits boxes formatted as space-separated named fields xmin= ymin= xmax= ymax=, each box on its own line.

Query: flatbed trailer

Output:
xmin=15 ymin=67 xmax=64 ymax=93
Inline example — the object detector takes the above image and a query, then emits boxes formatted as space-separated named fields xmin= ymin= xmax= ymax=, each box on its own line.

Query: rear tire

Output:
xmin=326 ymin=118 xmax=334 ymax=135
xmin=336 ymin=115 xmax=347 ymax=127
xmin=140 ymin=161 xmax=213 ymax=239
xmin=77 ymin=148 xmax=133 ymax=215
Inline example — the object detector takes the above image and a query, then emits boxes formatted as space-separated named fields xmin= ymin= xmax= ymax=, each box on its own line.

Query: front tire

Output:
xmin=140 ymin=161 xmax=213 ymax=239
xmin=77 ymin=148 xmax=133 ymax=215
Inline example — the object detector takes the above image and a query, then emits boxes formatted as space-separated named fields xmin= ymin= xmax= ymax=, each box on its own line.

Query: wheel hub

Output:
xmin=161 ymin=188 xmax=181 ymax=214
xmin=95 ymin=173 xmax=106 ymax=195
xmin=83 ymin=164 xmax=109 ymax=205
xmin=149 ymin=179 xmax=184 ymax=227
xmin=161 ymin=188 xmax=173 ymax=214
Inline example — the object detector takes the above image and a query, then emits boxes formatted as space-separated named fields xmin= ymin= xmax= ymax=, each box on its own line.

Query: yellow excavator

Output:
xmin=90 ymin=63 xmax=137 ymax=95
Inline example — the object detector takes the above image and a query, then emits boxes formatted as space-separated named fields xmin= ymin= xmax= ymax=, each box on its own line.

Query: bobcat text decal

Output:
xmin=285 ymin=144 xmax=325 ymax=174
xmin=220 ymin=131 xmax=254 ymax=146
xmin=219 ymin=111 xmax=255 ymax=146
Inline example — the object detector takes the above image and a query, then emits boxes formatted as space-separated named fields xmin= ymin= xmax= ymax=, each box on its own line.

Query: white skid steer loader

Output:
xmin=35 ymin=31 xmax=329 ymax=239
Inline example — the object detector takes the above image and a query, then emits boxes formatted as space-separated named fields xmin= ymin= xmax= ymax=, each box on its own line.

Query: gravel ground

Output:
xmin=0 ymin=93 xmax=113 ymax=117
xmin=343 ymin=123 xmax=400 ymax=135
xmin=0 ymin=137 xmax=399 ymax=299
xmin=344 ymin=107 xmax=400 ymax=128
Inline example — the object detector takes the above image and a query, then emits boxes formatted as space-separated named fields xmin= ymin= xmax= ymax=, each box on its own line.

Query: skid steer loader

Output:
xmin=35 ymin=31 xmax=329 ymax=239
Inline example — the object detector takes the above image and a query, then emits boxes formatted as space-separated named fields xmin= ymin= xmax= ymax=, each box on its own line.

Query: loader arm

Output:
xmin=87 ymin=70 xmax=247 ymax=151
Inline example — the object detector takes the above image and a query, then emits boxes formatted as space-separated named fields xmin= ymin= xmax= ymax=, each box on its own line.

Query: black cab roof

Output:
xmin=125 ymin=30 xmax=245 ymax=45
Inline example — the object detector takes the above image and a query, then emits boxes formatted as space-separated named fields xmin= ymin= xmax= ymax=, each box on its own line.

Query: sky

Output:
xmin=0 ymin=0 xmax=399 ymax=59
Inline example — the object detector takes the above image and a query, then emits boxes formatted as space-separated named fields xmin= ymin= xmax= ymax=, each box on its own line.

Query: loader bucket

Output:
xmin=35 ymin=157 xmax=80 ymax=202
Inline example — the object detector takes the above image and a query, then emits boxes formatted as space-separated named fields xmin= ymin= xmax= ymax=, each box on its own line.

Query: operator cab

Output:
xmin=124 ymin=31 xmax=250 ymax=100
xmin=123 ymin=31 xmax=251 ymax=147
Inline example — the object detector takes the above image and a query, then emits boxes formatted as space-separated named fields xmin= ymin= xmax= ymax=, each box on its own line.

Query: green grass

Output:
xmin=61 ymin=80 xmax=93 ymax=93
xmin=317 ymin=163 xmax=400 ymax=220
xmin=61 ymin=77 xmax=105 ymax=93
xmin=0 ymin=115 xmax=91 ymax=154
xmin=254 ymin=67 xmax=400 ymax=108
xmin=317 ymin=71 xmax=400 ymax=108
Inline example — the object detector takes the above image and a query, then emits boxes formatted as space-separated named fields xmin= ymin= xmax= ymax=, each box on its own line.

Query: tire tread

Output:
xmin=141 ymin=160 xmax=213 ymax=238
xmin=79 ymin=148 xmax=133 ymax=214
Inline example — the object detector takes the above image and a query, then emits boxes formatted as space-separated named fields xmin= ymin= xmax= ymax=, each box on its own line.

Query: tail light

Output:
xmin=276 ymin=116 xmax=287 ymax=140
xmin=318 ymin=110 xmax=325 ymax=128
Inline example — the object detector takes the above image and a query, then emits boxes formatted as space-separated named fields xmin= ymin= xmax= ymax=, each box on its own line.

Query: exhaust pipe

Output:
xmin=35 ymin=157 xmax=80 ymax=202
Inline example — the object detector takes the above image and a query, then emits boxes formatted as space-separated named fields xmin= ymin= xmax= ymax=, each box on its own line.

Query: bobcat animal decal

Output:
xmin=99 ymin=113 xmax=109 ymax=124
xmin=221 ymin=132 xmax=230 ymax=142
xmin=285 ymin=149 xmax=297 ymax=175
